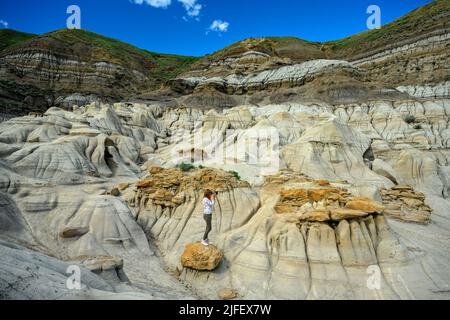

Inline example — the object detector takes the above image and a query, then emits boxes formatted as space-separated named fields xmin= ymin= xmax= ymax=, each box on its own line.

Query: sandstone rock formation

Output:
xmin=217 ymin=288 xmax=238 ymax=300
xmin=2 ymin=1 xmax=448 ymax=118
xmin=1 ymin=0 xmax=450 ymax=300
xmin=0 ymin=29 xmax=197 ymax=117
xmin=0 ymin=240 xmax=172 ymax=300
xmin=1 ymin=95 xmax=449 ymax=299
xmin=181 ymin=243 xmax=223 ymax=271
xmin=380 ymin=186 xmax=432 ymax=224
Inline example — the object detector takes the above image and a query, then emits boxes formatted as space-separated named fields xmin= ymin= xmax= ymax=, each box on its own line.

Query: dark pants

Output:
xmin=203 ymin=214 xmax=212 ymax=240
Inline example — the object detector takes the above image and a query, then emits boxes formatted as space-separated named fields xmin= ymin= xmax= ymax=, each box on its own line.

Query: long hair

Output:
xmin=204 ymin=189 xmax=213 ymax=200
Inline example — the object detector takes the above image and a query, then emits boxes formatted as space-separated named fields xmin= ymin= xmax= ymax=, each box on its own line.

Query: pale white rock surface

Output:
xmin=397 ymin=82 xmax=450 ymax=99
xmin=1 ymin=91 xmax=450 ymax=300
xmin=178 ymin=59 xmax=360 ymax=92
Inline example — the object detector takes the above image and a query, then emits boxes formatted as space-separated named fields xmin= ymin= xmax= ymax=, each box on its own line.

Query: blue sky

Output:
xmin=0 ymin=0 xmax=433 ymax=56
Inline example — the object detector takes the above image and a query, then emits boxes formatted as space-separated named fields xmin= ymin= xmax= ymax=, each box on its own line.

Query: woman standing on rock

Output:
xmin=202 ymin=189 xmax=215 ymax=246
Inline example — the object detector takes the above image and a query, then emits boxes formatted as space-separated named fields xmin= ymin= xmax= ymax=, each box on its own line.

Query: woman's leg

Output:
xmin=203 ymin=214 xmax=212 ymax=240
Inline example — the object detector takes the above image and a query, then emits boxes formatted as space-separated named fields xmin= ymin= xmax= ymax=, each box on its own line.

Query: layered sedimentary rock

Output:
xmin=397 ymin=82 xmax=450 ymax=99
xmin=1 ymin=0 xmax=450 ymax=300
xmin=1 ymin=94 xmax=450 ymax=299
xmin=170 ymin=58 xmax=396 ymax=107
xmin=206 ymin=175 xmax=420 ymax=300
xmin=0 ymin=240 xmax=169 ymax=300
xmin=0 ymin=29 xmax=197 ymax=117
xmin=343 ymin=29 xmax=450 ymax=87
xmin=183 ymin=37 xmax=326 ymax=79
xmin=0 ymin=106 xmax=196 ymax=299
xmin=175 ymin=60 xmax=360 ymax=94
xmin=380 ymin=186 xmax=432 ymax=224
xmin=321 ymin=0 xmax=450 ymax=88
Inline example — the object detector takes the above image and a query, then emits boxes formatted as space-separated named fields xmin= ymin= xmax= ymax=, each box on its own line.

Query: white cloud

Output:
xmin=0 ymin=20 xmax=8 ymax=28
xmin=131 ymin=0 xmax=172 ymax=8
xmin=131 ymin=0 xmax=202 ymax=18
xmin=178 ymin=0 xmax=202 ymax=17
xmin=209 ymin=19 xmax=229 ymax=33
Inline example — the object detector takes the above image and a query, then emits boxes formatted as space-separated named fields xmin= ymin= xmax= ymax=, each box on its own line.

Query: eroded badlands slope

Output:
xmin=1 ymin=0 xmax=450 ymax=300
xmin=1 ymin=1 xmax=448 ymax=119
xmin=1 ymin=90 xmax=450 ymax=298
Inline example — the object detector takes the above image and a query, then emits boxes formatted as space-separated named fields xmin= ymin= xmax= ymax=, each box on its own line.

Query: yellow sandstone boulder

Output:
xmin=181 ymin=242 xmax=223 ymax=271
xmin=218 ymin=288 xmax=238 ymax=300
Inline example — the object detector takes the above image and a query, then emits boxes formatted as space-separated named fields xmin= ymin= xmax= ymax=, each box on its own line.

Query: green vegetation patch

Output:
xmin=178 ymin=162 xmax=196 ymax=172
xmin=1 ymin=28 xmax=199 ymax=84
xmin=403 ymin=114 xmax=417 ymax=124
xmin=324 ymin=0 xmax=450 ymax=56
xmin=228 ymin=170 xmax=241 ymax=181
xmin=0 ymin=29 xmax=37 ymax=52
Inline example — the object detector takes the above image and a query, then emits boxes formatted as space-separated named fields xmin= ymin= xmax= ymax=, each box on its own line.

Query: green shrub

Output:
xmin=228 ymin=170 xmax=241 ymax=180
xmin=199 ymin=165 xmax=205 ymax=169
xmin=403 ymin=114 xmax=417 ymax=124
xmin=414 ymin=124 xmax=423 ymax=130
xmin=178 ymin=162 xmax=195 ymax=172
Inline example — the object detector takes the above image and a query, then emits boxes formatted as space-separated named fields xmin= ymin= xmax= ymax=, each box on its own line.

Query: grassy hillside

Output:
xmin=185 ymin=36 xmax=324 ymax=74
xmin=0 ymin=0 xmax=447 ymax=88
xmin=0 ymin=29 xmax=37 ymax=52
xmin=1 ymin=28 xmax=199 ymax=84
xmin=146 ymin=50 xmax=199 ymax=81
xmin=3 ymin=0 xmax=447 ymax=79
xmin=208 ymin=36 xmax=321 ymax=59
xmin=185 ymin=0 xmax=449 ymax=73
xmin=323 ymin=0 xmax=449 ymax=58
xmin=44 ymin=29 xmax=199 ymax=81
